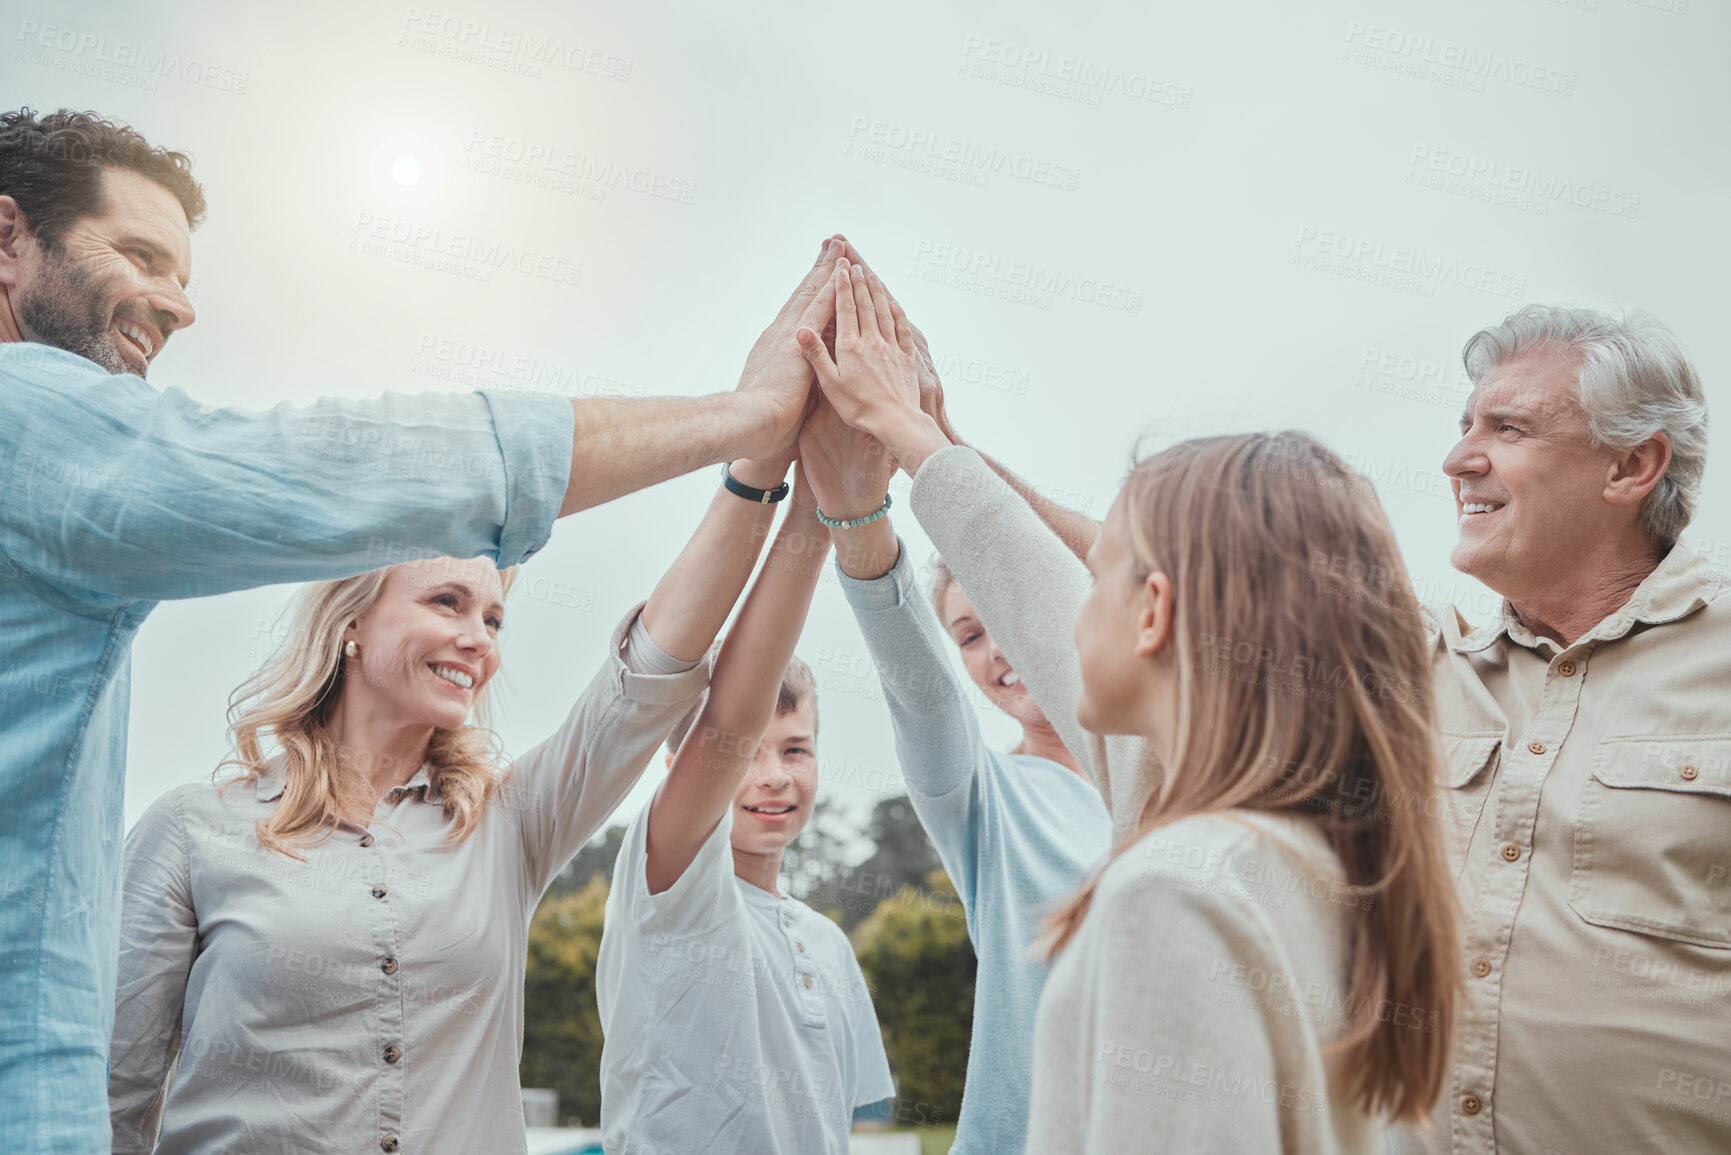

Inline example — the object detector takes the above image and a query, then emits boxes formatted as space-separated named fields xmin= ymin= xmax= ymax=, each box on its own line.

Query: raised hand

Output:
xmin=734 ymin=238 xmax=845 ymax=470
xmin=798 ymin=261 xmax=925 ymax=438
xmin=838 ymin=239 xmax=961 ymax=447
xmin=890 ymin=289 xmax=960 ymax=447
xmin=796 ymin=260 xmax=952 ymax=477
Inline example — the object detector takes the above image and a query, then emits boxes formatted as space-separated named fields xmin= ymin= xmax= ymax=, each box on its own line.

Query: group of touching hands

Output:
xmin=731 ymin=236 xmax=962 ymax=551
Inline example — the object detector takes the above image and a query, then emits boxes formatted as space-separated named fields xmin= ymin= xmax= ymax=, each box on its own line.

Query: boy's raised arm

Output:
xmin=644 ymin=470 xmax=831 ymax=894
xmin=636 ymin=451 xmax=793 ymax=666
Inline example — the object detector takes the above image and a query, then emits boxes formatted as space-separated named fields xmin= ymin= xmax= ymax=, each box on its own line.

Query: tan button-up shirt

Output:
xmin=108 ymin=607 xmax=707 ymax=1155
xmin=1391 ymin=542 xmax=1731 ymax=1154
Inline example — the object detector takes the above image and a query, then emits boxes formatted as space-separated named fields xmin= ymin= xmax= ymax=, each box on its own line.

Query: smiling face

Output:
xmin=1443 ymin=351 xmax=1626 ymax=598
xmin=729 ymin=698 xmax=819 ymax=857
xmin=339 ymin=557 xmax=505 ymax=734
xmin=7 ymin=166 xmax=196 ymax=376
xmin=941 ymin=579 xmax=1051 ymax=726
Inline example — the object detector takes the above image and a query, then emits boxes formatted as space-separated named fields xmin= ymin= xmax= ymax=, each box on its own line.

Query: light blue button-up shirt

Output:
xmin=0 ymin=342 xmax=575 ymax=1154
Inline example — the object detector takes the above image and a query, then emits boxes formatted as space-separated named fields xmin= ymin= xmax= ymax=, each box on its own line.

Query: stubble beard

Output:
xmin=18 ymin=248 xmax=132 ymax=376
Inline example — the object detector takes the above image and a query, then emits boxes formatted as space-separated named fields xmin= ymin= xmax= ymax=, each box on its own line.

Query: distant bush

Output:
xmin=520 ymin=875 xmax=610 ymax=1127
xmin=851 ymin=868 xmax=976 ymax=1123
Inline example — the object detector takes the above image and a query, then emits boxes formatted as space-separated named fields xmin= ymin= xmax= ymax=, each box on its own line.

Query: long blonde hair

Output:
xmin=1044 ymin=432 xmax=1460 ymax=1123
xmin=217 ymin=562 xmax=515 ymax=858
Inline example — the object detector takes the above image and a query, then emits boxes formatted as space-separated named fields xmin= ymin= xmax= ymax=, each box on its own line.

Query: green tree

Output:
xmin=843 ymin=796 xmax=943 ymax=931
xmin=797 ymin=795 xmax=945 ymax=933
xmin=781 ymin=794 xmax=853 ymax=907
xmin=520 ymin=875 xmax=610 ymax=1127
xmin=543 ymin=822 xmax=628 ymax=900
xmin=852 ymin=868 xmax=976 ymax=1124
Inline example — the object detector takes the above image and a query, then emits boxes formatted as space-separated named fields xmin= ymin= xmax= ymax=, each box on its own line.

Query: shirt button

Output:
xmin=1471 ymin=959 xmax=1492 ymax=978
xmin=796 ymin=942 xmax=805 ymax=953
xmin=1557 ymin=660 xmax=1577 ymax=676
xmin=783 ymin=914 xmax=791 ymax=927
xmin=1681 ymin=764 xmax=1699 ymax=782
xmin=360 ymin=833 xmax=375 ymax=848
xmin=1527 ymin=741 xmax=1547 ymax=756
xmin=381 ymin=1136 xmax=400 ymax=1152
xmin=1461 ymin=1094 xmax=1482 ymax=1116
xmin=381 ymin=957 xmax=399 ymax=975
xmin=372 ymin=886 xmax=388 ymax=899
xmin=383 ymin=1045 xmax=402 ymax=1064
xmin=1500 ymin=844 xmax=1522 ymax=863
xmin=802 ymin=975 xmax=813 ymax=989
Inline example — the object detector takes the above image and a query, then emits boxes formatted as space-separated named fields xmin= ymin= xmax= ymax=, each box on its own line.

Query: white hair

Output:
xmin=1462 ymin=304 xmax=1709 ymax=547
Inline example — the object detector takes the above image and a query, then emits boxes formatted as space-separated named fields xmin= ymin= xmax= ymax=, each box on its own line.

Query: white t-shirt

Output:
xmin=597 ymin=799 xmax=896 ymax=1154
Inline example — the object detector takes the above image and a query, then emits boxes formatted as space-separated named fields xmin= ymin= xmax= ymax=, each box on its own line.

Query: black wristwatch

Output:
xmin=720 ymin=463 xmax=790 ymax=504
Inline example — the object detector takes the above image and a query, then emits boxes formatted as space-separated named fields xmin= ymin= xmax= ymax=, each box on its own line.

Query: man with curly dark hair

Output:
xmin=0 ymin=107 xmax=841 ymax=1153
xmin=0 ymin=108 xmax=204 ymax=375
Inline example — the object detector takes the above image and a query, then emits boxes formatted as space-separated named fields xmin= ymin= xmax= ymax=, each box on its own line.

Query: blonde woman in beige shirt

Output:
xmin=798 ymin=259 xmax=1463 ymax=1152
xmin=107 ymin=421 xmax=815 ymax=1154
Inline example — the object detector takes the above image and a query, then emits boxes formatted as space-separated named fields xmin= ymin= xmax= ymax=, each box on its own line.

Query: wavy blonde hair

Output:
xmin=1042 ymin=432 xmax=1460 ymax=1124
xmin=218 ymin=561 xmax=515 ymax=859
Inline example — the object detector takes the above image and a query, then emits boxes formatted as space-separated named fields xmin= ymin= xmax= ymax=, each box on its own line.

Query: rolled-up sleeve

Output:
xmin=507 ymin=604 xmax=711 ymax=899
xmin=479 ymin=390 xmax=576 ymax=569
xmin=0 ymin=347 xmax=573 ymax=602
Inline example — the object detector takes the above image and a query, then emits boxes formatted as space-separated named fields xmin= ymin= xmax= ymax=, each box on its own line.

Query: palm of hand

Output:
xmin=799 ymin=401 xmax=891 ymax=512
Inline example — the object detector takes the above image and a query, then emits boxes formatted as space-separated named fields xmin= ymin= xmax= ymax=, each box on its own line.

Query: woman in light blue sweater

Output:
xmin=798 ymin=293 xmax=1143 ymax=1153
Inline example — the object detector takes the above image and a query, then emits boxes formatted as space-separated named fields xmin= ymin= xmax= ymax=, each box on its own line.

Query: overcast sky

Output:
xmin=5 ymin=0 xmax=1725 ymax=855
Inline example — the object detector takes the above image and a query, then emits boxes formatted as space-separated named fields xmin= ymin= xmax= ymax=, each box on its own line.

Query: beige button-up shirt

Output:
xmin=108 ymin=607 xmax=707 ymax=1155
xmin=1391 ymin=542 xmax=1731 ymax=1154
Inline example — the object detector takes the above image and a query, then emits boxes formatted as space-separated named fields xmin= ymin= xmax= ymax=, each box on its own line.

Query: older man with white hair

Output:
xmin=821 ymin=259 xmax=1725 ymax=1153
xmin=1394 ymin=304 xmax=1724 ymax=1154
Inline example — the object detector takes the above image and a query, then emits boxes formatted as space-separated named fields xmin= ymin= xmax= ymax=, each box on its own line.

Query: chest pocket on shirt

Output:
xmin=1570 ymin=736 xmax=1731 ymax=949
xmin=1437 ymin=732 xmax=1502 ymax=879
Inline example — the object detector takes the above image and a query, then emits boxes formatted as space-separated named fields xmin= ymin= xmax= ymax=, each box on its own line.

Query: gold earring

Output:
xmin=343 ymin=639 xmax=358 ymax=659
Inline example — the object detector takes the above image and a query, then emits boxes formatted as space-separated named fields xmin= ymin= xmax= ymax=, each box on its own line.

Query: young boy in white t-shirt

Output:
xmin=597 ymin=468 xmax=894 ymax=1155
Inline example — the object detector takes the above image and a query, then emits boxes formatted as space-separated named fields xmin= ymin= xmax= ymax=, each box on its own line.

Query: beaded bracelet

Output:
xmin=815 ymin=493 xmax=893 ymax=529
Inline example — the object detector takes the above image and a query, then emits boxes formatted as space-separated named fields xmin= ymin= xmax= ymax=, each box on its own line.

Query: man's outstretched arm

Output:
xmin=558 ymin=236 xmax=842 ymax=515
xmin=0 ymin=238 xmax=842 ymax=603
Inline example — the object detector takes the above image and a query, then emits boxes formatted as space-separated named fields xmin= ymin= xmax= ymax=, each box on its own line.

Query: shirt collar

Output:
xmin=254 ymin=762 xmax=437 ymax=803
xmin=736 ymin=877 xmax=792 ymax=907
xmin=1449 ymin=540 xmax=1724 ymax=655
xmin=0 ymin=340 xmax=114 ymax=377
xmin=388 ymin=765 xmax=437 ymax=802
